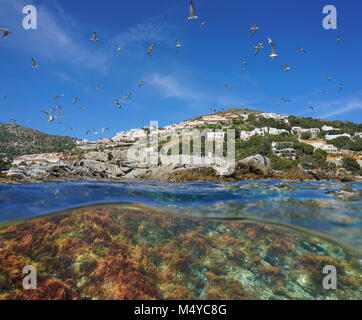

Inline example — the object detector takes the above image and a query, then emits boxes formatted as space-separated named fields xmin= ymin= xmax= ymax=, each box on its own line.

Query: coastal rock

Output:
xmin=236 ymin=154 xmax=272 ymax=176
xmin=75 ymin=160 xmax=125 ymax=178
xmin=83 ymin=152 xmax=112 ymax=162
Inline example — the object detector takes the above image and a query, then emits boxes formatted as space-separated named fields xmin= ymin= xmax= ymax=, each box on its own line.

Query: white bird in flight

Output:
xmin=281 ymin=65 xmax=291 ymax=71
xmin=254 ymin=42 xmax=264 ymax=56
xmin=114 ymin=45 xmax=123 ymax=54
xmin=41 ymin=110 xmax=63 ymax=122
xmin=176 ymin=40 xmax=182 ymax=53
xmin=297 ymin=47 xmax=306 ymax=53
xmin=187 ymin=1 xmax=198 ymax=20
xmin=250 ymin=24 xmax=259 ymax=36
xmin=138 ymin=81 xmax=145 ymax=88
xmin=268 ymin=38 xmax=278 ymax=60
xmin=200 ymin=21 xmax=206 ymax=28
xmin=72 ymin=97 xmax=79 ymax=104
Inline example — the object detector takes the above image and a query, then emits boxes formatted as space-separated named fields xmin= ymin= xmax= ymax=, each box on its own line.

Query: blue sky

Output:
xmin=0 ymin=0 xmax=362 ymax=139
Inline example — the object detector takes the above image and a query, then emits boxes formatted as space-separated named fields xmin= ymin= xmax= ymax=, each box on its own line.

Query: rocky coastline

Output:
xmin=1 ymin=150 xmax=360 ymax=185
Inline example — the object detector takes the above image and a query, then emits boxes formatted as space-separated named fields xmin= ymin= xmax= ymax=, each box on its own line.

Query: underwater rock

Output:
xmin=0 ymin=205 xmax=360 ymax=300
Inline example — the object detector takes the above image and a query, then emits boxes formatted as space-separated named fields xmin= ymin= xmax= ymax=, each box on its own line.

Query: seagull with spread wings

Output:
xmin=41 ymin=110 xmax=63 ymax=122
xmin=254 ymin=42 xmax=264 ymax=56
xmin=250 ymin=24 xmax=259 ymax=36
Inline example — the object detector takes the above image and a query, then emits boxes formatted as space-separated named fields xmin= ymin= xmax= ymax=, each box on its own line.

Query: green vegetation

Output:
xmin=0 ymin=123 xmax=76 ymax=161
xmin=329 ymin=137 xmax=362 ymax=151
xmin=342 ymin=158 xmax=361 ymax=174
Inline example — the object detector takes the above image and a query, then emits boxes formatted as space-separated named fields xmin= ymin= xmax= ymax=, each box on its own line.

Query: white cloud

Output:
xmin=0 ymin=0 xmax=109 ymax=73
xmin=148 ymin=72 xmax=251 ymax=110
xmin=321 ymin=100 xmax=362 ymax=118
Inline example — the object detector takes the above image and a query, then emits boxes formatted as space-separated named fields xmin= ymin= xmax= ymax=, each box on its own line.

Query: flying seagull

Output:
xmin=336 ymin=35 xmax=341 ymax=43
xmin=224 ymin=84 xmax=232 ymax=90
xmin=93 ymin=128 xmax=99 ymax=135
xmin=309 ymin=106 xmax=318 ymax=112
xmin=80 ymin=106 xmax=86 ymax=111
xmin=250 ymin=24 xmax=259 ymax=36
xmin=96 ymin=85 xmax=102 ymax=90
xmin=122 ymin=92 xmax=132 ymax=100
xmin=114 ymin=45 xmax=123 ymax=54
xmin=137 ymin=81 xmax=145 ymax=88
xmin=114 ymin=99 xmax=123 ymax=109
xmin=280 ymin=98 xmax=291 ymax=103
xmin=147 ymin=43 xmax=155 ymax=56
xmin=187 ymin=1 xmax=198 ymax=20
xmin=53 ymin=94 xmax=64 ymax=100
xmin=241 ymin=60 xmax=248 ymax=66
xmin=31 ymin=58 xmax=38 ymax=69
xmin=91 ymin=32 xmax=99 ymax=42
xmin=85 ymin=130 xmax=91 ymax=135
xmin=297 ymin=47 xmax=306 ymax=53
xmin=254 ymin=42 xmax=264 ymax=56
xmin=210 ymin=107 xmax=216 ymax=113
xmin=72 ymin=97 xmax=79 ymax=104
xmin=241 ymin=67 xmax=247 ymax=73
xmin=326 ymin=76 xmax=332 ymax=81
xmin=200 ymin=21 xmax=206 ymax=28
xmin=281 ymin=65 xmax=291 ymax=71
xmin=268 ymin=38 xmax=278 ymax=60
xmin=176 ymin=40 xmax=182 ymax=53
xmin=339 ymin=83 xmax=344 ymax=91
xmin=0 ymin=28 xmax=11 ymax=39
xmin=41 ymin=110 xmax=63 ymax=122
xmin=101 ymin=127 xmax=109 ymax=134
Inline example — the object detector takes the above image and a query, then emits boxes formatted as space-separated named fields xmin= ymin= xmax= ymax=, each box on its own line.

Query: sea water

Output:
xmin=0 ymin=180 xmax=361 ymax=299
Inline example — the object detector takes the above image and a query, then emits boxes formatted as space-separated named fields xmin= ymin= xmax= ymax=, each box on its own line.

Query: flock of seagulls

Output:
xmin=0 ymin=1 xmax=347 ymax=134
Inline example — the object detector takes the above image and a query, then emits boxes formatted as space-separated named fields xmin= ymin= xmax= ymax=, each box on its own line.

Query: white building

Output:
xmin=206 ymin=132 xmax=225 ymax=140
xmin=322 ymin=125 xmax=339 ymax=131
xmin=325 ymin=133 xmax=351 ymax=141
xmin=354 ymin=133 xmax=362 ymax=138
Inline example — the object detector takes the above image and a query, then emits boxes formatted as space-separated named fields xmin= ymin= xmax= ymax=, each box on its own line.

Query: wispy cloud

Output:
xmin=148 ymin=72 xmax=251 ymax=109
xmin=321 ymin=100 xmax=362 ymax=118
xmin=0 ymin=0 xmax=109 ymax=73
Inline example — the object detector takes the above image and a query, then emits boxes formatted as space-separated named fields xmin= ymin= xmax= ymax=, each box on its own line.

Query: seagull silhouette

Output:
xmin=0 ymin=28 xmax=11 ymax=39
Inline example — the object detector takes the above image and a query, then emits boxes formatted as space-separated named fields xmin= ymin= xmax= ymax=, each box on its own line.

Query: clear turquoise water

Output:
xmin=0 ymin=180 xmax=361 ymax=252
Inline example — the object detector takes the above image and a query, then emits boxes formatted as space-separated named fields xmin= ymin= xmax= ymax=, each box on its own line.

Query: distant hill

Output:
xmin=0 ymin=123 xmax=76 ymax=161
